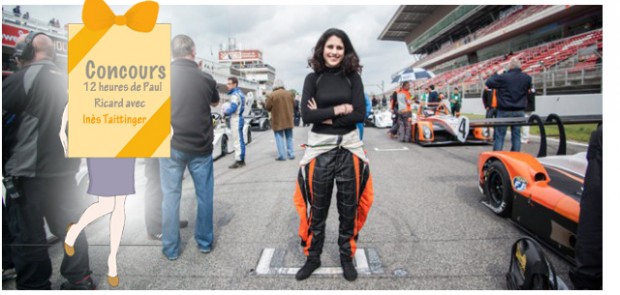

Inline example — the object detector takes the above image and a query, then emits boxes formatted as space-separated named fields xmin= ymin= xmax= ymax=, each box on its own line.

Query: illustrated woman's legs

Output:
xmin=107 ymin=195 xmax=126 ymax=286
xmin=65 ymin=197 xmax=114 ymax=247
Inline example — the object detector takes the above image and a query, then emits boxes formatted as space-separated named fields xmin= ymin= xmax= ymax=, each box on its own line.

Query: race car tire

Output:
xmin=260 ymin=120 xmax=271 ymax=131
xmin=246 ymin=128 xmax=252 ymax=144
xmin=413 ymin=125 xmax=419 ymax=144
xmin=221 ymin=135 xmax=230 ymax=156
xmin=484 ymin=160 xmax=512 ymax=217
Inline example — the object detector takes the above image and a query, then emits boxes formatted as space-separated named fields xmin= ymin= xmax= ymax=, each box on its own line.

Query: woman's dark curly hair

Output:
xmin=308 ymin=28 xmax=363 ymax=74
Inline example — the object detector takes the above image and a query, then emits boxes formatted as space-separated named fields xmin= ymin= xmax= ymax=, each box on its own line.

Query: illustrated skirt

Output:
xmin=87 ymin=158 xmax=136 ymax=196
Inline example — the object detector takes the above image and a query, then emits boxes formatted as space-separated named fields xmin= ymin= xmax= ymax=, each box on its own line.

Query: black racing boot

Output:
xmin=228 ymin=160 xmax=245 ymax=169
xmin=295 ymin=257 xmax=321 ymax=281
xmin=341 ymin=257 xmax=357 ymax=281
xmin=60 ymin=275 xmax=97 ymax=290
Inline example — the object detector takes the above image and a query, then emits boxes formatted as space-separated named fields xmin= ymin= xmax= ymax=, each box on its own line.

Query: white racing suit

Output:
xmin=224 ymin=88 xmax=246 ymax=162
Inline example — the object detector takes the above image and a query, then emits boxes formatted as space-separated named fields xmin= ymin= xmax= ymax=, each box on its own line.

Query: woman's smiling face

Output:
xmin=323 ymin=35 xmax=344 ymax=68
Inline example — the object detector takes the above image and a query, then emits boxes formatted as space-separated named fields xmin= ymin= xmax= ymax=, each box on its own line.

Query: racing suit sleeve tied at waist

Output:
xmin=293 ymin=130 xmax=373 ymax=258
xmin=299 ymin=130 xmax=368 ymax=166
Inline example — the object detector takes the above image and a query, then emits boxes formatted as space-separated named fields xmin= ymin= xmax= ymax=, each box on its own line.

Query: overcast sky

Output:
xmin=15 ymin=4 xmax=414 ymax=95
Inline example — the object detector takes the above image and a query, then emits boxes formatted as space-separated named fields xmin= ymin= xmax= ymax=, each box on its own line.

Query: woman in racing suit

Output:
xmin=293 ymin=28 xmax=374 ymax=282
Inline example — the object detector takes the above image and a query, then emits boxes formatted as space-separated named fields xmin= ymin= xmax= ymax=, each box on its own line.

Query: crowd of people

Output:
xmin=7 ymin=6 xmax=61 ymax=29
xmin=384 ymin=58 xmax=538 ymax=152
xmin=1 ymin=22 xmax=601 ymax=290
xmin=385 ymin=81 xmax=464 ymax=141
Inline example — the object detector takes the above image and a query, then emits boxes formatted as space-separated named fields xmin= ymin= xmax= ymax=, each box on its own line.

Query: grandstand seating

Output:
xmin=475 ymin=5 xmax=551 ymax=37
xmin=412 ymin=5 xmax=553 ymax=68
xmin=414 ymin=29 xmax=602 ymax=91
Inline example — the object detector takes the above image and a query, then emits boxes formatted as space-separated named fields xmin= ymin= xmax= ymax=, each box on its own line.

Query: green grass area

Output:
xmin=462 ymin=113 xmax=597 ymax=143
xmin=530 ymin=124 xmax=597 ymax=143
xmin=463 ymin=113 xmax=486 ymax=120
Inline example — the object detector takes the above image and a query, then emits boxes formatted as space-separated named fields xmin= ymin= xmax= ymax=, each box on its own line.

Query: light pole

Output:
xmin=365 ymin=80 xmax=385 ymax=95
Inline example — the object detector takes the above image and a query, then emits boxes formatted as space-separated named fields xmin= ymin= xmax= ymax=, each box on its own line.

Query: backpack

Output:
xmin=506 ymin=237 xmax=565 ymax=290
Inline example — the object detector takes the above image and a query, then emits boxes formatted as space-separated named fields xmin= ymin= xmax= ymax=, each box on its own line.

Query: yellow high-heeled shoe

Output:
xmin=64 ymin=223 xmax=75 ymax=257
xmin=107 ymin=275 xmax=119 ymax=287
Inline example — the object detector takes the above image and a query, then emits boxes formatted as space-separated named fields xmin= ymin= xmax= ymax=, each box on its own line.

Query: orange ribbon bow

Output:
xmin=82 ymin=0 xmax=159 ymax=32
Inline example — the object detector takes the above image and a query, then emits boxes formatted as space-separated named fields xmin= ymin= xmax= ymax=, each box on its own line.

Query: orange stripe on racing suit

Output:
xmin=293 ymin=159 xmax=316 ymax=256
xmin=351 ymin=155 xmax=374 ymax=257
xmin=293 ymin=155 xmax=374 ymax=257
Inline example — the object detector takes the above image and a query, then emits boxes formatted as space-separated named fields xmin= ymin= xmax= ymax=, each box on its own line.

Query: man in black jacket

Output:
xmin=485 ymin=58 xmax=532 ymax=152
xmin=160 ymin=35 xmax=220 ymax=260
xmin=2 ymin=32 xmax=95 ymax=289
xmin=570 ymin=125 xmax=602 ymax=289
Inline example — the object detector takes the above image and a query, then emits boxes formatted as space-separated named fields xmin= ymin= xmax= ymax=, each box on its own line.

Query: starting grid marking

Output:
xmin=373 ymin=147 xmax=409 ymax=152
xmin=255 ymin=248 xmax=382 ymax=276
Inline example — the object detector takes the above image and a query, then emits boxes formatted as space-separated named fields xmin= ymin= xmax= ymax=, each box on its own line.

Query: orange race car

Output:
xmin=477 ymin=114 xmax=602 ymax=263
xmin=411 ymin=103 xmax=491 ymax=146
xmin=478 ymin=151 xmax=585 ymax=263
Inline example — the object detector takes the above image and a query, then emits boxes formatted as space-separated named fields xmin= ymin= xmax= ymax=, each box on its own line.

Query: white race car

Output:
xmin=212 ymin=112 xmax=251 ymax=160
xmin=371 ymin=109 xmax=393 ymax=128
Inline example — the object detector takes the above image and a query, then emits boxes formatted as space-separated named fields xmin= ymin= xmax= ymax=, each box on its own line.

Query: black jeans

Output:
xmin=570 ymin=126 xmax=602 ymax=289
xmin=144 ymin=158 xmax=163 ymax=235
xmin=3 ymin=201 xmax=15 ymax=270
xmin=485 ymin=107 xmax=497 ymax=119
xmin=8 ymin=176 xmax=91 ymax=289
xmin=306 ymin=148 xmax=358 ymax=260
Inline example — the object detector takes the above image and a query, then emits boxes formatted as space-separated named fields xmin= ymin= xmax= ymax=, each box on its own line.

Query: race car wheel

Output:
xmin=221 ymin=135 xmax=229 ymax=156
xmin=413 ymin=126 xmax=419 ymax=144
xmin=262 ymin=120 xmax=271 ymax=131
xmin=484 ymin=160 xmax=512 ymax=217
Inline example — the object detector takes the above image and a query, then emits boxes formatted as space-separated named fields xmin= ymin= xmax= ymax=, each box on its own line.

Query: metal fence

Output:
xmin=458 ymin=64 xmax=602 ymax=98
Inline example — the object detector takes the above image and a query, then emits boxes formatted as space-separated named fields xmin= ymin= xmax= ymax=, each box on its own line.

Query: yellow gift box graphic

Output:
xmin=68 ymin=0 xmax=170 ymax=157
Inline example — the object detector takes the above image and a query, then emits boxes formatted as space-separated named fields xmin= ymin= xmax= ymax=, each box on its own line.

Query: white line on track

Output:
xmin=255 ymin=248 xmax=371 ymax=275
xmin=373 ymin=147 xmax=409 ymax=152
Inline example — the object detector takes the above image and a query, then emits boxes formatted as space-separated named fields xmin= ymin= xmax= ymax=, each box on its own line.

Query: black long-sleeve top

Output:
xmin=301 ymin=67 xmax=365 ymax=135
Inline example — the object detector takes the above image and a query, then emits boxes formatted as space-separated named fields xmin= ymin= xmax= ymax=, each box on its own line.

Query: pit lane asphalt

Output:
xmin=3 ymin=126 xmax=585 ymax=290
